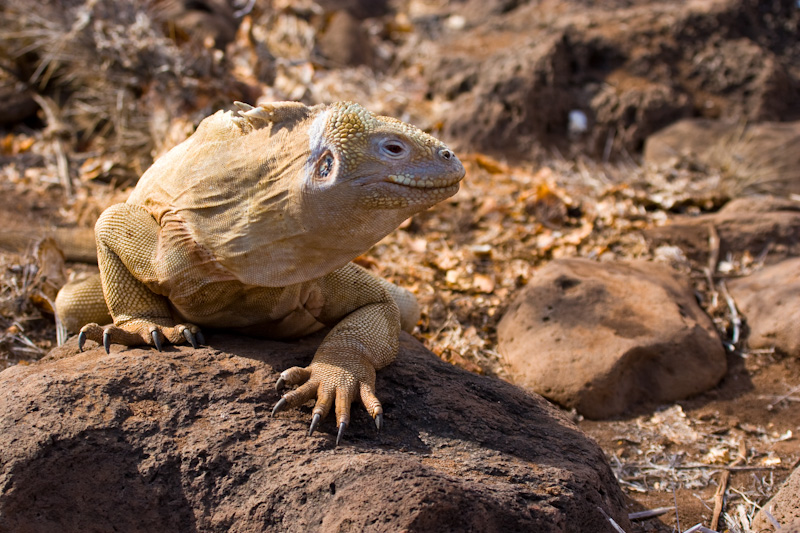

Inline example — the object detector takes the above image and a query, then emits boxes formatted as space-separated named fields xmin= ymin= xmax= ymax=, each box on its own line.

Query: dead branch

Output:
xmin=710 ymin=439 xmax=747 ymax=531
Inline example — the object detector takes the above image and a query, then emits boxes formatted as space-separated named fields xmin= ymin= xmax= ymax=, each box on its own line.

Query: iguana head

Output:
xmin=129 ymin=101 xmax=465 ymax=286
xmin=303 ymin=101 xmax=464 ymax=211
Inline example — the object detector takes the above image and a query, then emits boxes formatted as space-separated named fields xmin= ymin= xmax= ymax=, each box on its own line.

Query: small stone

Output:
xmin=753 ymin=466 xmax=800 ymax=531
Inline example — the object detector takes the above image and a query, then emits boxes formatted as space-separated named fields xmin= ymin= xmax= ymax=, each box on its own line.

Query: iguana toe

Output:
xmin=276 ymin=366 xmax=312 ymax=388
xmin=277 ymin=380 xmax=319 ymax=409
xmin=272 ymin=361 xmax=383 ymax=445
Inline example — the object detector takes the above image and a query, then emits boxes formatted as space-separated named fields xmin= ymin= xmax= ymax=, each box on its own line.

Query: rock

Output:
xmin=406 ymin=0 xmax=797 ymax=158
xmin=497 ymin=258 xmax=726 ymax=419
xmin=316 ymin=0 xmax=389 ymax=20
xmin=154 ymin=0 xmax=238 ymax=48
xmin=728 ymin=258 xmax=800 ymax=357
xmin=315 ymin=10 xmax=375 ymax=68
xmin=0 ymin=333 xmax=630 ymax=532
xmin=644 ymin=119 xmax=800 ymax=196
xmin=644 ymin=195 xmax=800 ymax=267
xmin=643 ymin=118 xmax=733 ymax=168
xmin=753 ymin=465 xmax=800 ymax=532
xmin=0 ymin=83 xmax=38 ymax=126
xmin=590 ymin=72 xmax=692 ymax=155
xmin=423 ymin=31 xmax=578 ymax=158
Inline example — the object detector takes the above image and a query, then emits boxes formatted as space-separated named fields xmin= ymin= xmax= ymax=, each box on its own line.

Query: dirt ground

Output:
xmin=583 ymin=350 xmax=799 ymax=531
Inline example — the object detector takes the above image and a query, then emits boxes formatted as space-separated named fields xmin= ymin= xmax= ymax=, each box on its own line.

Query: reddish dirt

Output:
xmin=580 ymin=351 xmax=800 ymax=531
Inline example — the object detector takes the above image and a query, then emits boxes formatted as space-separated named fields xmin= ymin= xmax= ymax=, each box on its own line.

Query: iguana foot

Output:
xmin=271 ymin=361 xmax=383 ymax=445
xmin=78 ymin=322 xmax=204 ymax=353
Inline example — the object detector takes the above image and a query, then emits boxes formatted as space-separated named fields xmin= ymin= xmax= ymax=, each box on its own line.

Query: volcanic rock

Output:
xmin=753 ymin=464 xmax=800 ymax=532
xmin=0 ymin=333 xmax=630 ymax=533
xmin=728 ymin=257 xmax=800 ymax=357
xmin=497 ymin=258 xmax=726 ymax=419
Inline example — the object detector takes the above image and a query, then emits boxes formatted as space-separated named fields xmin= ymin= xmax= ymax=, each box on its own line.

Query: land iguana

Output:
xmin=51 ymin=101 xmax=465 ymax=444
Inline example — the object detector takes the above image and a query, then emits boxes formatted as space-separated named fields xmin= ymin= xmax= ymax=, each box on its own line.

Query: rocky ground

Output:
xmin=1 ymin=0 xmax=799 ymax=531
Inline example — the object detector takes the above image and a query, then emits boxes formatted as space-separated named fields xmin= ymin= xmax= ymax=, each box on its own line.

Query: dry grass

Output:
xmin=709 ymin=123 xmax=800 ymax=199
xmin=0 ymin=251 xmax=52 ymax=369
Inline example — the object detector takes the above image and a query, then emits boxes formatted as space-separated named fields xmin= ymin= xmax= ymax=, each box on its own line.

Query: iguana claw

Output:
xmin=375 ymin=413 xmax=383 ymax=431
xmin=309 ymin=413 xmax=321 ymax=436
xmin=271 ymin=398 xmax=287 ymax=417
xmin=151 ymin=330 xmax=162 ymax=351
xmin=78 ymin=331 xmax=87 ymax=351
xmin=182 ymin=328 xmax=199 ymax=349
xmin=275 ymin=376 xmax=286 ymax=391
xmin=103 ymin=330 xmax=111 ymax=354
xmin=336 ymin=422 xmax=347 ymax=447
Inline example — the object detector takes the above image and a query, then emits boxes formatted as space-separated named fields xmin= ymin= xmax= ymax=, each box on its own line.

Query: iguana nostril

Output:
xmin=440 ymin=149 xmax=453 ymax=161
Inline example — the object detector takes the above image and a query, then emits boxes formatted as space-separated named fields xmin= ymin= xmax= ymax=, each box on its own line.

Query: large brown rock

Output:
xmin=497 ymin=258 xmax=726 ymax=419
xmin=0 ymin=333 xmax=630 ymax=533
xmin=644 ymin=195 xmax=800 ymax=267
xmin=753 ymin=465 xmax=800 ymax=532
xmin=728 ymin=257 xmax=800 ymax=357
xmin=644 ymin=119 xmax=800 ymax=196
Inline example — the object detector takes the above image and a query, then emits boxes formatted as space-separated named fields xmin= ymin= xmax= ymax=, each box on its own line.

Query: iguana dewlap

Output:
xmin=59 ymin=101 xmax=465 ymax=443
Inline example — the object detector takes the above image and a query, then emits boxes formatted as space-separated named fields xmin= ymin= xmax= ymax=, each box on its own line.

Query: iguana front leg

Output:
xmin=78 ymin=203 xmax=203 ymax=352
xmin=271 ymin=263 xmax=400 ymax=445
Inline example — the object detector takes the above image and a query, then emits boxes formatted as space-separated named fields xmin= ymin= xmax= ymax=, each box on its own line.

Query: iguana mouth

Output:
xmin=385 ymin=174 xmax=462 ymax=188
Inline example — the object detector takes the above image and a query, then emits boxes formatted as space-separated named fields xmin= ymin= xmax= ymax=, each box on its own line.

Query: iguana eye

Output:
xmin=317 ymin=152 xmax=334 ymax=179
xmin=379 ymin=139 xmax=408 ymax=159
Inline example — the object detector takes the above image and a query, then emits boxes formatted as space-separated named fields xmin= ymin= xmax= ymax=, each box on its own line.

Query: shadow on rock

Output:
xmin=0 ymin=417 xmax=198 ymax=533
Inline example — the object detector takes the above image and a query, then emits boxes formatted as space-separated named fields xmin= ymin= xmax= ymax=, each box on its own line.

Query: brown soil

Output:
xmin=582 ymin=351 xmax=800 ymax=531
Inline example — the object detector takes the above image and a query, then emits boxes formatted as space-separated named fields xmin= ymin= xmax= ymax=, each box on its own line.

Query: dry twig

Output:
xmin=629 ymin=506 xmax=675 ymax=521
xmin=711 ymin=439 xmax=747 ymax=531
xmin=597 ymin=506 xmax=626 ymax=533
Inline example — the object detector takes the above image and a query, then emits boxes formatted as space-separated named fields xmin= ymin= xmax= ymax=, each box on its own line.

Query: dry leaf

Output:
xmin=472 ymin=273 xmax=495 ymax=293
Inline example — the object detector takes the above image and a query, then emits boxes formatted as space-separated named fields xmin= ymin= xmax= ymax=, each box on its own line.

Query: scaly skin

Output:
xmin=60 ymin=101 xmax=465 ymax=444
